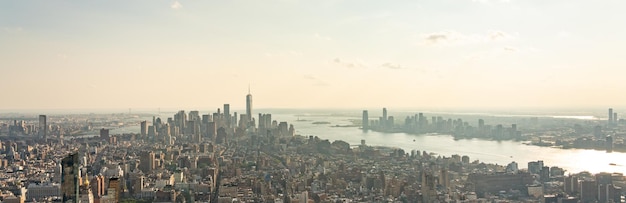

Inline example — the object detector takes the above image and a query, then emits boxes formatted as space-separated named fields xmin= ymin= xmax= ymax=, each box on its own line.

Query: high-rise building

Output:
xmin=609 ymin=108 xmax=613 ymax=125
xmin=140 ymin=121 xmax=147 ymax=138
xmin=246 ymin=89 xmax=253 ymax=125
xmin=39 ymin=115 xmax=47 ymax=140
xmin=224 ymin=104 xmax=230 ymax=116
xmin=91 ymin=174 xmax=105 ymax=198
xmin=579 ymin=180 xmax=597 ymax=202
xmin=224 ymin=104 xmax=231 ymax=127
xmin=108 ymin=178 xmax=120 ymax=203
xmin=175 ymin=110 xmax=186 ymax=133
xmin=478 ymin=119 xmax=485 ymax=131
xmin=61 ymin=153 xmax=80 ymax=203
xmin=139 ymin=151 xmax=155 ymax=173
xmin=383 ymin=108 xmax=388 ymax=121
xmin=362 ymin=110 xmax=369 ymax=131
xmin=99 ymin=128 xmax=109 ymax=140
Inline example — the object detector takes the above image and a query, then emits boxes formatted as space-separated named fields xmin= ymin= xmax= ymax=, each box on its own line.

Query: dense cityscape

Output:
xmin=363 ymin=108 xmax=625 ymax=153
xmin=6 ymin=0 xmax=626 ymax=203
xmin=0 ymin=92 xmax=625 ymax=203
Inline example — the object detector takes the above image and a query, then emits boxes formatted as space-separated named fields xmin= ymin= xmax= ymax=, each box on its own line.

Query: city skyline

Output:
xmin=3 ymin=1 xmax=626 ymax=109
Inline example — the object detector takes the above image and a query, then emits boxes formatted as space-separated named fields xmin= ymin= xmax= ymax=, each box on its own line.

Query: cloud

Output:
xmin=421 ymin=31 xmax=469 ymax=45
xmin=314 ymin=33 xmax=332 ymax=41
xmin=420 ymin=30 xmax=515 ymax=46
xmin=303 ymin=75 xmax=329 ymax=86
xmin=424 ymin=34 xmax=449 ymax=44
xmin=380 ymin=63 xmax=403 ymax=70
xmin=488 ymin=30 xmax=513 ymax=41
xmin=333 ymin=58 xmax=368 ymax=69
xmin=171 ymin=1 xmax=183 ymax=9
xmin=503 ymin=46 xmax=518 ymax=52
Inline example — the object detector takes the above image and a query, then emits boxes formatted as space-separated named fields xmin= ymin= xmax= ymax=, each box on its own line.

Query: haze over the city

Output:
xmin=2 ymin=0 xmax=625 ymax=110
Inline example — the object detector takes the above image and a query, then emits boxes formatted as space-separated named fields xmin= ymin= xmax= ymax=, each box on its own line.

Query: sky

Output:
xmin=2 ymin=0 xmax=626 ymax=111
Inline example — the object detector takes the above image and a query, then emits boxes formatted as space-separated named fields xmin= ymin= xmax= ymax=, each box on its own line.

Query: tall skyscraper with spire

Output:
xmin=246 ymin=86 xmax=253 ymax=124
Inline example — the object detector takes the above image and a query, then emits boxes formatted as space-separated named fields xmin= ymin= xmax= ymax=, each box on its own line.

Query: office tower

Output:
xmin=99 ymin=128 xmax=109 ymax=140
xmin=382 ymin=108 xmax=388 ymax=128
xmin=563 ymin=175 xmax=579 ymax=195
xmin=528 ymin=160 xmax=544 ymax=174
xmin=148 ymin=126 xmax=156 ymax=140
xmin=91 ymin=174 xmax=105 ymax=198
xmin=224 ymin=104 xmax=230 ymax=116
xmin=609 ymin=108 xmax=613 ymax=125
xmin=277 ymin=122 xmax=288 ymax=136
xmin=614 ymin=113 xmax=618 ymax=124
xmin=175 ymin=110 xmax=186 ymax=132
xmin=207 ymin=121 xmax=217 ymax=139
xmin=62 ymin=153 xmax=80 ymax=203
xmin=216 ymin=127 xmax=227 ymax=144
xmin=362 ymin=110 xmax=369 ymax=131
xmin=39 ymin=115 xmax=47 ymax=140
xmin=108 ymin=178 xmax=120 ymax=203
xmin=239 ymin=114 xmax=248 ymax=128
xmin=224 ymin=104 xmax=231 ymax=127
xmin=140 ymin=121 xmax=147 ymax=138
xmin=189 ymin=111 xmax=200 ymax=121
xmin=289 ymin=124 xmax=295 ymax=136
xmin=246 ymin=89 xmax=253 ymax=124
xmin=478 ymin=119 xmax=485 ymax=131
xmin=139 ymin=151 xmax=155 ymax=173
xmin=579 ymin=180 xmax=597 ymax=202
xmin=186 ymin=120 xmax=198 ymax=136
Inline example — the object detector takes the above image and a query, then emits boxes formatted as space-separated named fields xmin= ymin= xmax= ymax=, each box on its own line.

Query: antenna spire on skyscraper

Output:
xmin=248 ymin=84 xmax=251 ymax=94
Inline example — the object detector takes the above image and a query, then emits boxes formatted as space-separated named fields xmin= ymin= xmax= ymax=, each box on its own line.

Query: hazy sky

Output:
xmin=2 ymin=0 xmax=626 ymax=110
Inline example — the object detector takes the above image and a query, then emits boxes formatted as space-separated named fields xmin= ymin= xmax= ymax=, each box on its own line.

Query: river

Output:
xmin=108 ymin=110 xmax=625 ymax=174
xmin=270 ymin=112 xmax=626 ymax=175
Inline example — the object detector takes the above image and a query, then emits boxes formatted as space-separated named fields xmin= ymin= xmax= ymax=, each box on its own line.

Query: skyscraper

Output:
xmin=224 ymin=104 xmax=230 ymax=117
xmin=362 ymin=110 xmax=369 ymax=131
xmin=224 ymin=104 xmax=231 ymax=127
xmin=246 ymin=88 xmax=253 ymax=124
xmin=609 ymin=108 xmax=613 ymax=125
xmin=61 ymin=153 xmax=79 ymax=203
xmin=382 ymin=108 xmax=388 ymax=129
xmin=139 ymin=151 xmax=155 ymax=173
xmin=383 ymin=108 xmax=387 ymax=121
xmin=99 ymin=128 xmax=109 ymax=140
xmin=39 ymin=115 xmax=47 ymax=140
xmin=140 ymin=121 xmax=147 ymax=138
xmin=108 ymin=178 xmax=121 ymax=203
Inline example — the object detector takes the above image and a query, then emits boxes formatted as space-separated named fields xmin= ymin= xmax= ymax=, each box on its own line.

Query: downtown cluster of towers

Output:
xmin=136 ymin=91 xmax=295 ymax=145
xmin=361 ymin=108 xmax=393 ymax=131
xmin=57 ymin=91 xmax=297 ymax=203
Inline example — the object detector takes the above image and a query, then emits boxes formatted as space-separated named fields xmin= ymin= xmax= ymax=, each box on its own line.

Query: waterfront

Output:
xmin=271 ymin=112 xmax=626 ymax=175
xmin=99 ymin=109 xmax=626 ymax=174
